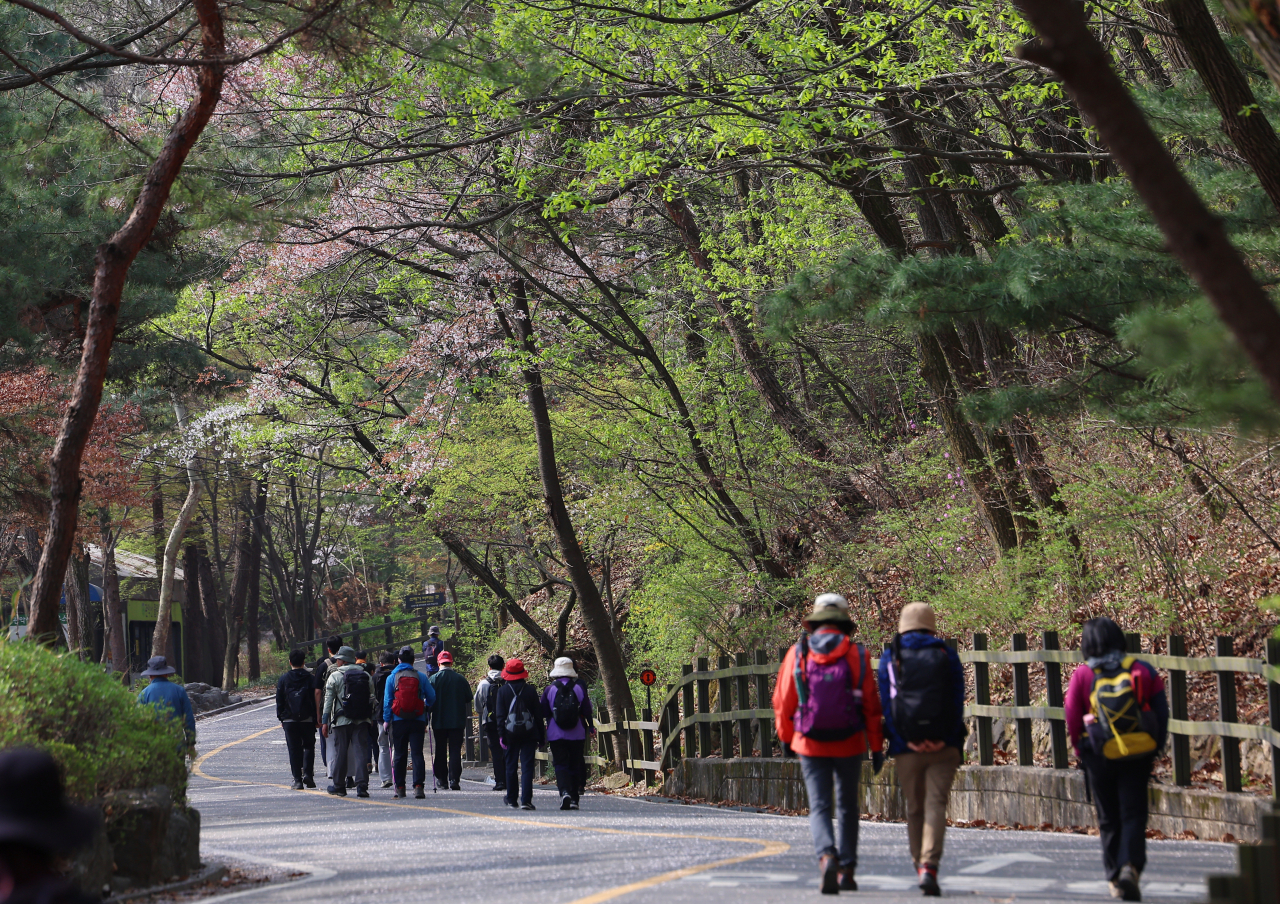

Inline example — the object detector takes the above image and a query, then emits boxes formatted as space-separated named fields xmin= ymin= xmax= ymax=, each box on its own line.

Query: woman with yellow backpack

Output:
xmin=1065 ymin=617 xmax=1169 ymax=903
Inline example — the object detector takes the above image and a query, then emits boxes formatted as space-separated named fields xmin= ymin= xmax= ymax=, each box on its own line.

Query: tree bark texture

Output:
xmin=500 ymin=279 xmax=637 ymax=744
xmin=664 ymin=197 xmax=871 ymax=516
xmin=222 ymin=481 xmax=254 ymax=690
xmin=1014 ymin=0 xmax=1280 ymax=409
xmin=183 ymin=542 xmax=208 ymax=682
xmin=98 ymin=508 xmax=127 ymax=672
xmin=196 ymin=535 xmax=225 ymax=687
xmin=26 ymin=0 xmax=227 ymax=643
xmin=1166 ymin=0 xmax=1280 ymax=214
xmin=1142 ymin=0 xmax=1197 ymax=70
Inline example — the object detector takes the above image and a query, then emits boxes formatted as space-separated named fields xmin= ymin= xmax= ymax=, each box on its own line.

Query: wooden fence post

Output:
xmin=682 ymin=664 xmax=697 ymax=758
xmin=717 ymin=655 xmax=733 ymax=759
xmin=974 ymin=633 xmax=994 ymax=766
xmin=755 ymin=649 xmax=773 ymax=757
xmin=735 ymin=652 xmax=753 ymax=755
xmin=642 ymin=707 xmax=655 ymax=785
xmin=383 ymin=614 xmax=392 ymax=646
xmin=1169 ymin=634 xmax=1192 ymax=787
xmin=664 ymin=683 xmax=681 ymax=767
xmin=599 ymin=704 xmax=614 ymax=769
xmin=350 ymin=621 xmax=360 ymax=648
xmin=479 ymin=723 xmax=489 ymax=764
xmin=1043 ymin=631 xmax=1069 ymax=769
xmin=1268 ymin=638 xmax=1280 ymax=800
xmin=1012 ymin=633 xmax=1033 ymax=766
xmin=1217 ymin=635 xmax=1242 ymax=793
xmin=696 ymin=658 xmax=712 ymax=757
xmin=629 ymin=706 xmax=644 ymax=784
xmin=465 ymin=718 xmax=475 ymax=761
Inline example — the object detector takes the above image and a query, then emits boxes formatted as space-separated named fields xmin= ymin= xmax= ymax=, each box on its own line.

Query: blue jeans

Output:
xmin=800 ymin=753 xmax=864 ymax=868
xmin=505 ymin=739 xmax=537 ymax=806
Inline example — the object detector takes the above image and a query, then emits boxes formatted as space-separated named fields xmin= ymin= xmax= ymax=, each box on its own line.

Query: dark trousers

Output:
xmin=1082 ymin=751 xmax=1154 ymax=880
xmin=549 ymin=739 xmax=584 ymax=801
xmin=281 ymin=721 xmax=315 ymax=782
xmin=504 ymin=738 xmax=537 ymax=806
xmin=485 ymin=724 xmax=506 ymax=788
xmin=319 ymin=727 xmax=327 ymax=766
xmin=392 ymin=720 xmax=426 ymax=789
xmin=434 ymin=726 xmax=464 ymax=786
xmin=331 ymin=722 xmax=371 ymax=791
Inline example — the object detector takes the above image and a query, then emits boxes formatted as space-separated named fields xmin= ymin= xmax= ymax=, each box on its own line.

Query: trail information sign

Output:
xmin=404 ymin=592 xmax=446 ymax=610
xmin=639 ymin=668 xmax=657 ymax=686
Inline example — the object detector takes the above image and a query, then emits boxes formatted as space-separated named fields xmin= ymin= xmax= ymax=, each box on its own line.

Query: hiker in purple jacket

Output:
xmin=540 ymin=657 xmax=595 ymax=810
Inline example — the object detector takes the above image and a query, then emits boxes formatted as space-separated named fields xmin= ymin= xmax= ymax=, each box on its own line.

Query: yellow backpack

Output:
xmin=1088 ymin=656 xmax=1157 ymax=760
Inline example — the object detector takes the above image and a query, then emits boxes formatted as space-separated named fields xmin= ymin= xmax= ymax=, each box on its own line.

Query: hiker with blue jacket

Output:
xmin=879 ymin=602 xmax=965 ymax=897
xmin=495 ymin=657 xmax=545 ymax=810
xmin=541 ymin=656 xmax=595 ymax=810
xmin=382 ymin=646 xmax=436 ymax=798
xmin=137 ymin=655 xmax=196 ymax=758
xmin=774 ymin=594 xmax=884 ymax=895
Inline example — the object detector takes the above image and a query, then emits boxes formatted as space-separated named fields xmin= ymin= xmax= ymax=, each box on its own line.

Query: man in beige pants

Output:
xmin=878 ymin=603 xmax=966 ymax=896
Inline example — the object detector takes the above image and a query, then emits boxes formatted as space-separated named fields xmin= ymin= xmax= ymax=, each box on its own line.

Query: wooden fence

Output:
xmin=471 ymin=634 xmax=1280 ymax=793
xmin=291 ymin=615 xmax=435 ymax=658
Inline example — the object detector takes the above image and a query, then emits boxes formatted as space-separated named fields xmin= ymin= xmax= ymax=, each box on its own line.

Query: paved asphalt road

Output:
xmin=190 ymin=703 xmax=1237 ymax=904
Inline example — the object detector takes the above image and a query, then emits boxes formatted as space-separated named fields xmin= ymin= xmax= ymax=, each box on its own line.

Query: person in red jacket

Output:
xmin=774 ymin=593 xmax=884 ymax=895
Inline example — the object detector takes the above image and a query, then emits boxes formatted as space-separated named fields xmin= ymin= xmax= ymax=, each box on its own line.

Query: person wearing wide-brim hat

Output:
xmin=321 ymin=646 xmax=377 ymax=797
xmin=541 ymin=657 xmax=594 ymax=810
xmin=495 ymin=658 xmax=544 ymax=810
xmin=0 ymin=748 xmax=100 ymax=904
xmin=137 ymin=655 xmax=196 ymax=753
xmin=774 ymin=594 xmax=884 ymax=894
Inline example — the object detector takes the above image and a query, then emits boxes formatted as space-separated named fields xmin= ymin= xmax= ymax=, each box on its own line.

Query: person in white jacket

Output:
xmin=473 ymin=654 xmax=507 ymax=792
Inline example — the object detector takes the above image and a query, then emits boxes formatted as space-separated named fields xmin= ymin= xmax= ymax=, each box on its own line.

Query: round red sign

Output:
xmin=639 ymin=669 xmax=657 ymax=686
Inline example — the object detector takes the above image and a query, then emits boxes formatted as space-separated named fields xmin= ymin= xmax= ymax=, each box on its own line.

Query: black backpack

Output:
xmin=504 ymin=684 xmax=535 ymax=739
xmin=887 ymin=635 xmax=953 ymax=743
xmin=284 ymin=676 xmax=310 ymax=721
xmin=339 ymin=667 xmax=374 ymax=720
xmin=551 ymin=679 xmax=582 ymax=730
xmin=484 ymin=677 xmax=504 ymax=727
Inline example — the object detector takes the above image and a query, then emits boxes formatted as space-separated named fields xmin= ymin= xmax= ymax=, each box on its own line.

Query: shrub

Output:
xmin=0 ymin=643 xmax=187 ymax=802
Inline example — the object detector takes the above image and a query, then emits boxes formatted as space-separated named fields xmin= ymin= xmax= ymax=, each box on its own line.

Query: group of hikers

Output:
xmin=125 ymin=598 xmax=1172 ymax=903
xmin=775 ymin=594 xmax=1167 ymax=901
xmin=273 ymin=628 xmax=596 ymax=811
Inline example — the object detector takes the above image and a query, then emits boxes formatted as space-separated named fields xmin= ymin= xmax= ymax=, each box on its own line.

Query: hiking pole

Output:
xmin=427 ymin=726 xmax=437 ymax=793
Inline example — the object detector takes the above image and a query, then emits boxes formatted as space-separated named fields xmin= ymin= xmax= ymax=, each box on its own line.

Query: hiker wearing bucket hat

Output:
xmin=879 ymin=602 xmax=965 ymax=896
xmin=136 ymin=655 xmax=196 ymax=753
xmin=774 ymin=594 xmax=883 ymax=895
xmin=541 ymin=657 xmax=594 ymax=810
xmin=0 ymin=749 xmax=99 ymax=904
xmin=322 ymin=646 xmax=377 ymax=798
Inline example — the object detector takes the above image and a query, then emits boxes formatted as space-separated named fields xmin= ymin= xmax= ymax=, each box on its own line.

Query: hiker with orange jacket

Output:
xmin=774 ymin=593 xmax=884 ymax=896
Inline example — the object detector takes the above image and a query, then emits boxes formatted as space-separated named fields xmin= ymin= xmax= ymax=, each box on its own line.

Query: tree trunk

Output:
xmin=247 ymin=478 xmax=265 ymax=680
xmin=498 ymin=279 xmax=636 ymax=745
xmin=98 ymin=507 xmax=127 ymax=672
xmin=64 ymin=557 xmax=82 ymax=652
xmin=1166 ymin=0 xmax=1280 ymax=214
xmin=1219 ymin=0 xmax=1280 ymax=92
xmin=441 ymin=532 xmax=557 ymax=654
xmin=153 ymin=401 xmax=203 ymax=659
xmin=1142 ymin=0 xmax=1196 ymax=70
xmin=1014 ymin=0 xmax=1280 ymax=409
xmin=196 ymin=535 xmax=225 ymax=688
xmin=183 ymin=542 xmax=208 ymax=682
xmin=222 ymin=481 xmax=253 ymax=690
xmin=25 ymin=0 xmax=226 ymax=642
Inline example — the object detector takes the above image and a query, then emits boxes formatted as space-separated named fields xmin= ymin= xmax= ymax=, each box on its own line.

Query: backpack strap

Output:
xmin=792 ymin=634 xmax=810 ymax=706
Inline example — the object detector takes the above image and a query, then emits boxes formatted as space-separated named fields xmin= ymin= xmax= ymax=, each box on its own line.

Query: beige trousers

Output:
xmin=895 ymin=745 xmax=962 ymax=868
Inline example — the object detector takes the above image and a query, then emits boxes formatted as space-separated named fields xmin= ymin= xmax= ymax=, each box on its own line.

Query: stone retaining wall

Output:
xmin=663 ymin=758 xmax=1273 ymax=842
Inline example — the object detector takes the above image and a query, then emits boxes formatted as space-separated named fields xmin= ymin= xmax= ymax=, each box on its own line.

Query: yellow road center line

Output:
xmin=194 ymin=724 xmax=789 ymax=903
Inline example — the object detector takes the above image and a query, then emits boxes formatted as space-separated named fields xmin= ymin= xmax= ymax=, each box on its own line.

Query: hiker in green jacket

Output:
xmin=322 ymin=646 xmax=377 ymax=798
xmin=428 ymin=651 xmax=472 ymax=790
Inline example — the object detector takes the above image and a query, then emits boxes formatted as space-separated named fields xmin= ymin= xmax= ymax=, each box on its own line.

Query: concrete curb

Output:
xmin=195 ymin=699 xmax=271 ymax=722
xmin=103 ymin=862 xmax=228 ymax=903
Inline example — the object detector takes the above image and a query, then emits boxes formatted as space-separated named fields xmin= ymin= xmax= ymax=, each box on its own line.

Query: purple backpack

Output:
xmin=791 ymin=637 xmax=865 ymax=741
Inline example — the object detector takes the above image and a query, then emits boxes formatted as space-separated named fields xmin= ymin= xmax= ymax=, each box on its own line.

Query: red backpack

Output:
xmin=391 ymin=670 xmax=425 ymax=718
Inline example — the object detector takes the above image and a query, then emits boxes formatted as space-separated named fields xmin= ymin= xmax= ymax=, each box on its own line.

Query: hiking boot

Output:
xmin=561 ymin=794 xmax=573 ymax=810
xmin=1115 ymin=865 xmax=1141 ymax=901
xmin=1108 ymin=881 xmax=1124 ymax=899
xmin=381 ymin=780 xmax=393 ymax=789
xmin=303 ymin=778 xmax=316 ymax=789
xmin=819 ymin=854 xmax=839 ymax=895
xmin=394 ymin=787 xmax=406 ymax=798
xmin=493 ymin=783 xmax=506 ymax=792
xmin=838 ymin=868 xmax=857 ymax=891
xmin=415 ymin=786 xmax=426 ymax=799
xmin=918 ymin=866 xmax=940 ymax=897
xmin=356 ymin=787 xmax=370 ymax=798
xmin=451 ymin=783 xmax=461 ymax=791
xmin=290 ymin=780 xmax=303 ymax=791
xmin=520 ymin=802 xmax=536 ymax=810
xmin=326 ymin=784 xmax=346 ymax=797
